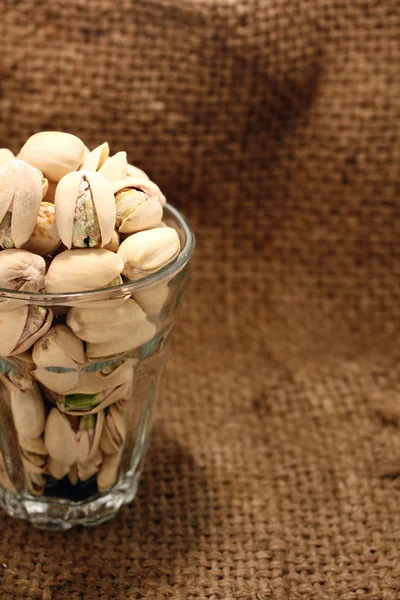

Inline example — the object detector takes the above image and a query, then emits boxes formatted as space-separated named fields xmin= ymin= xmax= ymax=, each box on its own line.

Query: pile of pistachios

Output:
xmin=0 ymin=131 xmax=181 ymax=497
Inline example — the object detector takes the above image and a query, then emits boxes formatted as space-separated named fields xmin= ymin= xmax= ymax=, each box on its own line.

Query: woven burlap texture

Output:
xmin=0 ymin=0 xmax=400 ymax=598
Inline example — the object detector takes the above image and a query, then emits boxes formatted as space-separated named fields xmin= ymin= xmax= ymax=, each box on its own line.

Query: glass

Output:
xmin=0 ymin=204 xmax=194 ymax=530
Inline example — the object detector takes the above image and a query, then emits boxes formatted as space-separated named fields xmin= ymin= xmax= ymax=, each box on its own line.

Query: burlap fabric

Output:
xmin=0 ymin=0 xmax=399 ymax=598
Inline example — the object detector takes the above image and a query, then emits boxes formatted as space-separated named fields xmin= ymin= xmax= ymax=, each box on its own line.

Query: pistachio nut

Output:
xmin=18 ymin=131 xmax=86 ymax=182
xmin=51 ymin=374 xmax=132 ymax=416
xmin=55 ymin=170 xmax=116 ymax=249
xmin=132 ymin=282 xmax=170 ymax=318
xmin=127 ymin=163 xmax=149 ymax=179
xmin=114 ymin=186 xmax=163 ymax=235
xmin=100 ymin=403 xmax=126 ymax=455
xmin=21 ymin=202 xmax=61 ymax=256
xmin=32 ymin=325 xmax=85 ymax=394
xmin=0 ymin=305 xmax=53 ymax=357
xmin=97 ymin=450 xmax=122 ymax=492
xmin=81 ymin=142 xmax=110 ymax=172
xmin=98 ymin=151 xmax=128 ymax=183
xmin=0 ymin=249 xmax=45 ymax=302
xmin=113 ymin=177 xmax=166 ymax=207
xmin=10 ymin=384 xmax=45 ymax=439
xmin=0 ymin=159 xmax=43 ymax=248
xmin=0 ymin=148 xmax=15 ymax=166
xmin=103 ymin=229 xmax=120 ymax=253
xmin=117 ymin=227 xmax=180 ymax=281
xmin=45 ymin=248 xmax=124 ymax=293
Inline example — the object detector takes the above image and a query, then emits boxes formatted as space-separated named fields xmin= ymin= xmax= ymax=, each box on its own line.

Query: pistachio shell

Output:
xmin=103 ymin=229 xmax=120 ymax=253
xmin=21 ymin=203 xmax=61 ymax=256
xmin=81 ymin=142 xmax=110 ymax=171
xmin=20 ymin=448 xmax=47 ymax=474
xmin=86 ymin=320 xmax=156 ymax=358
xmin=33 ymin=324 xmax=85 ymax=367
xmin=44 ymin=409 xmax=78 ymax=465
xmin=41 ymin=177 xmax=49 ymax=199
xmin=48 ymin=457 xmax=70 ymax=480
xmin=0 ymin=159 xmax=43 ymax=248
xmin=18 ymin=436 xmax=47 ymax=455
xmin=99 ymin=151 xmax=128 ymax=183
xmin=127 ymin=163 xmax=149 ymax=179
xmin=0 ymin=249 xmax=45 ymax=295
xmin=18 ymin=131 xmax=86 ymax=182
xmin=45 ymin=249 xmax=124 ymax=293
xmin=0 ymin=149 xmax=15 ymax=166
xmin=97 ymin=450 xmax=122 ymax=492
xmin=67 ymin=298 xmax=152 ymax=343
xmin=117 ymin=227 xmax=180 ymax=281
xmin=100 ymin=403 xmax=126 ymax=455
xmin=112 ymin=177 xmax=166 ymax=206
xmin=78 ymin=449 xmax=103 ymax=481
xmin=7 ymin=306 xmax=53 ymax=356
xmin=11 ymin=384 xmax=45 ymax=439
xmin=25 ymin=471 xmax=45 ymax=496
xmin=132 ymin=282 xmax=170 ymax=317
xmin=0 ymin=306 xmax=28 ymax=356
xmin=117 ymin=193 xmax=163 ymax=235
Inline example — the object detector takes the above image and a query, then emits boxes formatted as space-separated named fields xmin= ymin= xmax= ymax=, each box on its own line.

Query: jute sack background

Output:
xmin=0 ymin=1 xmax=399 ymax=598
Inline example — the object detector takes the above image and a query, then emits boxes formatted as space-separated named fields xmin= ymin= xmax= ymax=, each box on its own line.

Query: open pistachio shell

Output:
xmin=81 ymin=142 xmax=110 ymax=172
xmin=0 ymin=305 xmax=53 ymax=357
xmin=115 ymin=187 xmax=163 ymax=234
xmin=99 ymin=151 xmax=128 ymax=183
xmin=25 ymin=471 xmax=46 ymax=496
xmin=0 ymin=249 xmax=45 ymax=311
xmin=54 ymin=378 xmax=132 ymax=416
xmin=68 ymin=463 xmax=79 ymax=485
xmin=10 ymin=384 xmax=45 ymax=439
xmin=67 ymin=298 xmax=153 ymax=344
xmin=22 ymin=203 xmax=61 ymax=256
xmin=127 ymin=163 xmax=149 ymax=180
xmin=18 ymin=131 xmax=86 ymax=182
xmin=97 ymin=450 xmax=122 ymax=492
xmin=0 ymin=159 xmax=43 ymax=248
xmin=20 ymin=448 xmax=47 ymax=475
xmin=76 ymin=411 xmax=104 ymax=464
xmin=55 ymin=170 xmax=116 ymax=249
xmin=32 ymin=325 xmax=85 ymax=394
xmin=45 ymin=248 xmax=124 ymax=293
xmin=0 ymin=148 xmax=15 ymax=166
xmin=117 ymin=227 xmax=180 ymax=281
xmin=113 ymin=177 xmax=166 ymax=206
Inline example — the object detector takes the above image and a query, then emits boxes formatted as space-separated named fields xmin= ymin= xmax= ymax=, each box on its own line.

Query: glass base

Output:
xmin=0 ymin=470 xmax=141 ymax=530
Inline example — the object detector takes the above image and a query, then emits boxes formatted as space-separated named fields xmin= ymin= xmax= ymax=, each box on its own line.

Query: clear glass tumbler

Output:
xmin=0 ymin=204 xmax=194 ymax=529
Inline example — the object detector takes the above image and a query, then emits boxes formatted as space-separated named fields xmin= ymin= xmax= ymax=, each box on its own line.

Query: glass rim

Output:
xmin=0 ymin=203 xmax=195 ymax=306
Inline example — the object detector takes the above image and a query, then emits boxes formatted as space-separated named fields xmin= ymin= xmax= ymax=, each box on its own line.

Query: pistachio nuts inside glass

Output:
xmin=0 ymin=133 xmax=194 ymax=529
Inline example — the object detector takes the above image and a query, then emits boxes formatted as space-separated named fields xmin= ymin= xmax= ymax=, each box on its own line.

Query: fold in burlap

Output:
xmin=0 ymin=1 xmax=399 ymax=598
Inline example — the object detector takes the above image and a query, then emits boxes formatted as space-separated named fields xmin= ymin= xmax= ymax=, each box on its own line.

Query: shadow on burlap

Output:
xmin=0 ymin=0 xmax=400 ymax=598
